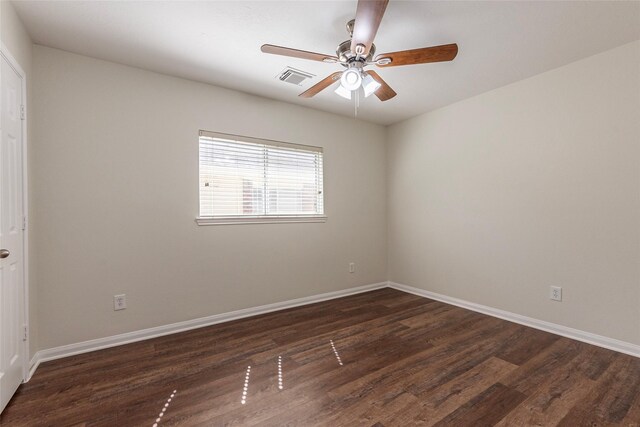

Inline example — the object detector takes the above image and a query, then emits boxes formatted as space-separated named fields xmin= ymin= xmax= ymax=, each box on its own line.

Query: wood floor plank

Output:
xmin=557 ymin=353 xmax=640 ymax=425
xmin=622 ymin=388 xmax=640 ymax=427
xmin=494 ymin=364 xmax=597 ymax=426
xmin=327 ymin=319 xmax=518 ymax=406
xmin=1 ymin=288 xmax=638 ymax=426
xmin=385 ymin=357 xmax=518 ymax=426
xmin=432 ymin=383 xmax=526 ymax=426
xmin=500 ymin=337 xmax=585 ymax=395
xmin=491 ymin=326 xmax=560 ymax=366
xmin=328 ymin=392 xmax=418 ymax=427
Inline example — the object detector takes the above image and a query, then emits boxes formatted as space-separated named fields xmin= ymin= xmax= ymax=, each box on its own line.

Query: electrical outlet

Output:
xmin=114 ymin=294 xmax=127 ymax=310
xmin=349 ymin=262 xmax=355 ymax=273
xmin=550 ymin=286 xmax=562 ymax=302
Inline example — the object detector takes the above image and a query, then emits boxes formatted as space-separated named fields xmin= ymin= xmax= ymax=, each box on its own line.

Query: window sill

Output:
xmin=196 ymin=215 xmax=327 ymax=226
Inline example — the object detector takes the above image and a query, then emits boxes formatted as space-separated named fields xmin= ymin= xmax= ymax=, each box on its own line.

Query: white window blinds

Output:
xmin=199 ymin=131 xmax=324 ymax=219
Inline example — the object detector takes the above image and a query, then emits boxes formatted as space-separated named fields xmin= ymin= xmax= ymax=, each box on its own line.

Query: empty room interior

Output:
xmin=1 ymin=0 xmax=639 ymax=425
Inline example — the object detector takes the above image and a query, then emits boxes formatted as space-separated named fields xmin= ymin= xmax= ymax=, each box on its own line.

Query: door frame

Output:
xmin=0 ymin=42 xmax=30 ymax=383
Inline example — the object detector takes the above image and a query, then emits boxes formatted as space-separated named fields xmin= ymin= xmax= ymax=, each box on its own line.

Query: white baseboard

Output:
xmin=27 ymin=279 xmax=639 ymax=382
xmin=388 ymin=281 xmax=640 ymax=358
xmin=28 ymin=354 xmax=40 ymax=381
xmin=26 ymin=281 xmax=388 ymax=381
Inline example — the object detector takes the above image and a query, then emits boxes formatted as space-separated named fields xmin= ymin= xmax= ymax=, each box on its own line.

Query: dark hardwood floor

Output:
xmin=1 ymin=288 xmax=639 ymax=426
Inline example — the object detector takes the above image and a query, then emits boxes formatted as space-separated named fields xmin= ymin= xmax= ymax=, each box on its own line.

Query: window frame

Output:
xmin=196 ymin=130 xmax=327 ymax=226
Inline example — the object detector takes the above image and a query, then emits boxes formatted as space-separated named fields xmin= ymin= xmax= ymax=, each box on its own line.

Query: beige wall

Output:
xmin=32 ymin=45 xmax=387 ymax=350
xmin=28 ymin=37 xmax=640 ymax=352
xmin=1 ymin=0 xmax=37 ymax=357
xmin=388 ymin=41 xmax=640 ymax=345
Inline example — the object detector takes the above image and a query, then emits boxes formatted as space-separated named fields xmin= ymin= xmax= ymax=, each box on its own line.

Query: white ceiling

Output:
xmin=12 ymin=0 xmax=640 ymax=125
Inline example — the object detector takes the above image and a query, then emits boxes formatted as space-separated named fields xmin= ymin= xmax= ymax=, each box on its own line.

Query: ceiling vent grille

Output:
xmin=277 ymin=67 xmax=315 ymax=86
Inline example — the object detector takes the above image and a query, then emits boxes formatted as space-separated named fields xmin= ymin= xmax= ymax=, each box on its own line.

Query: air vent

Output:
xmin=277 ymin=67 xmax=315 ymax=86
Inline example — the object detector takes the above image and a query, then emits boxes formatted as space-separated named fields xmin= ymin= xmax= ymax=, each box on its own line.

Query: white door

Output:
xmin=0 ymin=52 xmax=25 ymax=414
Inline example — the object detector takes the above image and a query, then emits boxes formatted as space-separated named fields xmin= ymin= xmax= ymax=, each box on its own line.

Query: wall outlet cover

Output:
xmin=114 ymin=294 xmax=127 ymax=310
xmin=550 ymin=286 xmax=562 ymax=302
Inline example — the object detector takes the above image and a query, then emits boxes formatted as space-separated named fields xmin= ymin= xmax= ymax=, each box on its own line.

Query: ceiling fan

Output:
xmin=261 ymin=0 xmax=458 ymax=102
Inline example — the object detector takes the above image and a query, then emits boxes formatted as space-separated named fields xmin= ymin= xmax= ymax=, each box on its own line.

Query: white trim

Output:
xmin=0 ymin=42 xmax=25 ymax=77
xmin=196 ymin=215 xmax=327 ymax=226
xmin=388 ymin=281 xmax=640 ymax=358
xmin=26 ymin=280 xmax=639 ymax=381
xmin=0 ymin=42 xmax=30 ymax=382
xmin=26 ymin=282 xmax=387 ymax=380
xmin=199 ymin=129 xmax=323 ymax=153
xmin=27 ymin=354 xmax=39 ymax=383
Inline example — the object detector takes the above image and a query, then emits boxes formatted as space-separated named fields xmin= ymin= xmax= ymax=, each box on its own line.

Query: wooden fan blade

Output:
xmin=375 ymin=43 xmax=458 ymax=67
xmin=261 ymin=44 xmax=338 ymax=63
xmin=367 ymin=70 xmax=396 ymax=101
xmin=299 ymin=72 xmax=342 ymax=98
xmin=350 ymin=0 xmax=389 ymax=57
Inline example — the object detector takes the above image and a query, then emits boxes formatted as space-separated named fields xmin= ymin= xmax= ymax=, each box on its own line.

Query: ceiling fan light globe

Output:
xmin=340 ymin=69 xmax=362 ymax=91
xmin=335 ymin=84 xmax=352 ymax=100
xmin=362 ymin=73 xmax=381 ymax=97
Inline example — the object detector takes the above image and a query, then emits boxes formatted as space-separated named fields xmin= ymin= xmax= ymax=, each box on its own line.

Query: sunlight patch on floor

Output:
xmin=241 ymin=366 xmax=251 ymax=404
xmin=152 ymin=389 xmax=176 ymax=427
xmin=330 ymin=340 xmax=344 ymax=366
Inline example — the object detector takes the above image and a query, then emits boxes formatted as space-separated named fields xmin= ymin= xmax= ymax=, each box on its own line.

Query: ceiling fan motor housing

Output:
xmin=337 ymin=39 xmax=376 ymax=64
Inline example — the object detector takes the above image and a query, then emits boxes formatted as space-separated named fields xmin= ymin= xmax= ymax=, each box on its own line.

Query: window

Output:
xmin=197 ymin=131 xmax=325 ymax=225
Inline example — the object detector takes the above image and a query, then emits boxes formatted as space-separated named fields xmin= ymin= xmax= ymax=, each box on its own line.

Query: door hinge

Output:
xmin=22 ymin=216 xmax=26 ymax=231
xmin=20 ymin=105 xmax=25 ymax=120
xmin=23 ymin=325 xmax=28 ymax=341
